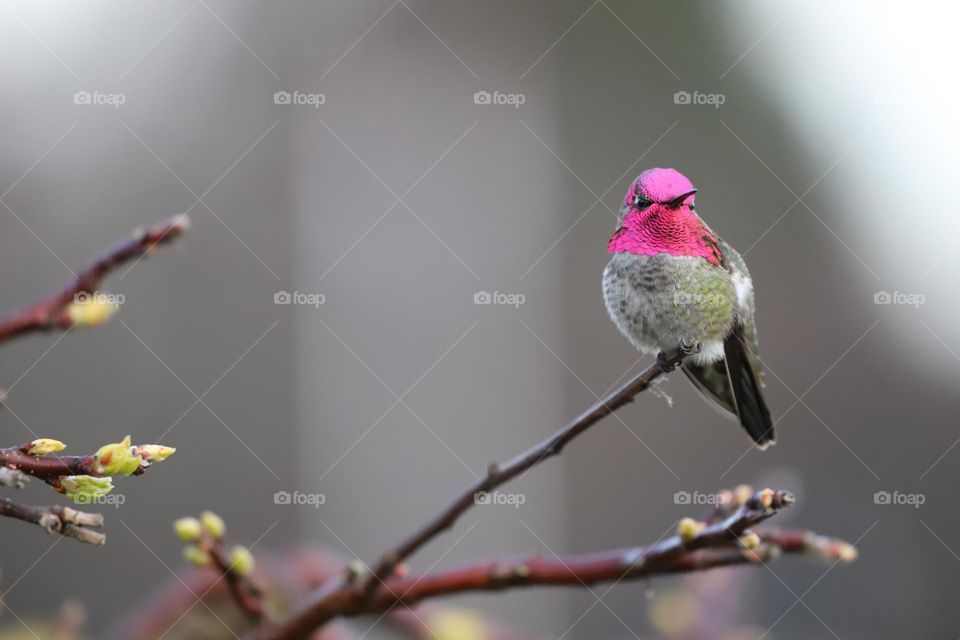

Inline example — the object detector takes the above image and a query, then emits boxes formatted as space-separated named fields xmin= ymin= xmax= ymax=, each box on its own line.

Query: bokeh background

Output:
xmin=1 ymin=1 xmax=958 ymax=638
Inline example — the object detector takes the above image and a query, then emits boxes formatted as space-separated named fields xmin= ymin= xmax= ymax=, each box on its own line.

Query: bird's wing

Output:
xmin=717 ymin=239 xmax=763 ymax=375
xmin=681 ymin=238 xmax=775 ymax=447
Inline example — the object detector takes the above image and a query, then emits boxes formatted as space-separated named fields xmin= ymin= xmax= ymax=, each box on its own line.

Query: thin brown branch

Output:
xmin=0 ymin=466 xmax=29 ymax=489
xmin=759 ymin=528 xmax=858 ymax=563
xmin=0 ymin=440 xmax=166 ymax=484
xmin=361 ymin=346 xmax=688 ymax=596
xmin=0 ymin=446 xmax=96 ymax=480
xmin=0 ymin=497 xmax=105 ymax=545
xmin=251 ymin=345 xmax=692 ymax=640
xmin=0 ymin=214 xmax=190 ymax=344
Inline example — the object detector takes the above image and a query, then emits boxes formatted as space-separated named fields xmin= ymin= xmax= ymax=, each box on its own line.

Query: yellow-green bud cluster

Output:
xmin=66 ymin=295 xmax=118 ymax=327
xmin=229 ymin=546 xmax=255 ymax=576
xmin=61 ymin=475 xmax=114 ymax=504
xmin=201 ymin=511 xmax=226 ymax=539
xmin=174 ymin=517 xmax=203 ymax=543
xmin=94 ymin=436 xmax=140 ymax=476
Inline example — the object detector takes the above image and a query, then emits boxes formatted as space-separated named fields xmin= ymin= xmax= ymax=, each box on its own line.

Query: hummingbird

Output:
xmin=602 ymin=167 xmax=774 ymax=448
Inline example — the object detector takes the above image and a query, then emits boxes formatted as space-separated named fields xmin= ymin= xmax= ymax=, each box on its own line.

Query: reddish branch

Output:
xmin=257 ymin=489 xmax=853 ymax=640
xmin=0 ymin=214 xmax=189 ymax=344
xmin=0 ymin=466 xmax=29 ymax=488
xmin=0 ymin=217 xmax=186 ymax=546
xmin=0 ymin=445 xmax=98 ymax=480
xmin=252 ymin=345 xmax=712 ymax=639
xmin=251 ymin=344 xmax=854 ymax=640
xmin=360 ymin=346 xmax=688 ymax=597
xmin=0 ymin=497 xmax=105 ymax=544
xmin=0 ymin=441 xmax=159 ymax=483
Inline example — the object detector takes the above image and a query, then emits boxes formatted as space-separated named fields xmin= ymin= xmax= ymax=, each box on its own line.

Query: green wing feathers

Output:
xmin=682 ymin=240 xmax=774 ymax=447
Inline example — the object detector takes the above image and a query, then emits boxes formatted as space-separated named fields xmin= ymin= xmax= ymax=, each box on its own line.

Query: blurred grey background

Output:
xmin=1 ymin=1 xmax=958 ymax=638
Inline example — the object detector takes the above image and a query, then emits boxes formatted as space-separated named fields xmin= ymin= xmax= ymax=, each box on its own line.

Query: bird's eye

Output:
xmin=633 ymin=195 xmax=651 ymax=209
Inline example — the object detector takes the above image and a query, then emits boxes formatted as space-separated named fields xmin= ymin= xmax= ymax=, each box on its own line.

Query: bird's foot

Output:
xmin=657 ymin=351 xmax=677 ymax=372
xmin=679 ymin=340 xmax=701 ymax=356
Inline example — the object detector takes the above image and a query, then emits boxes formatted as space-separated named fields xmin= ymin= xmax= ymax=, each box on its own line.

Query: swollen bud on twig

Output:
xmin=65 ymin=296 xmax=118 ymax=327
xmin=95 ymin=436 xmax=141 ymax=476
xmin=230 ymin=545 xmax=255 ymax=576
xmin=733 ymin=484 xmax=753 ymax=506
xmin=183 ymin=545 xmax=211 ymax=567
xmin=60 ymin=475 xmax=113 ymax=504
xmin=758 ymin=488 xmax=775 ymax=509
xmin=677 ymin=517 xmax=702 ymax=541
xmin=174 ymin=517 xmax=203 ymax=543
xmin=740 ymin=532 xmax=761 ymax=550
xmin=344 ymin=560 xmax=366 ymax=583
xmin=201 ymin=510 xmax=226 ymax=540
xmin=136 ymin=444 xmax=176 ymax=462
xmin=837 ymin=542 xmax=858 ymax=563
xmin=27 ymin=439 xmax=66 ymax=455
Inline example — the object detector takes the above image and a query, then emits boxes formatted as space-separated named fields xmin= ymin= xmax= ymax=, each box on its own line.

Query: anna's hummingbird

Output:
xmin=602 ymin=167 xmax=774 ymax=448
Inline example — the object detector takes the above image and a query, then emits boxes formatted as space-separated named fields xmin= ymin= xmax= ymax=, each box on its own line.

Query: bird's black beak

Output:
xmin=667 ymin=188 xmax=697 ymax=207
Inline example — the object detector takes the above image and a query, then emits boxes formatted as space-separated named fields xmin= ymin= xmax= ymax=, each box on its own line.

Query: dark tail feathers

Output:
xmin=723 ymin=325 xmax=775 ymax=448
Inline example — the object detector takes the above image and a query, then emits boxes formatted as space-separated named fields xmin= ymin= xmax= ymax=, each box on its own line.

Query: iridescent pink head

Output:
xmin=621 ymin=167 xmax=698 ymax=211
xmin=609 ymin=168 xmax=722 ymax=265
